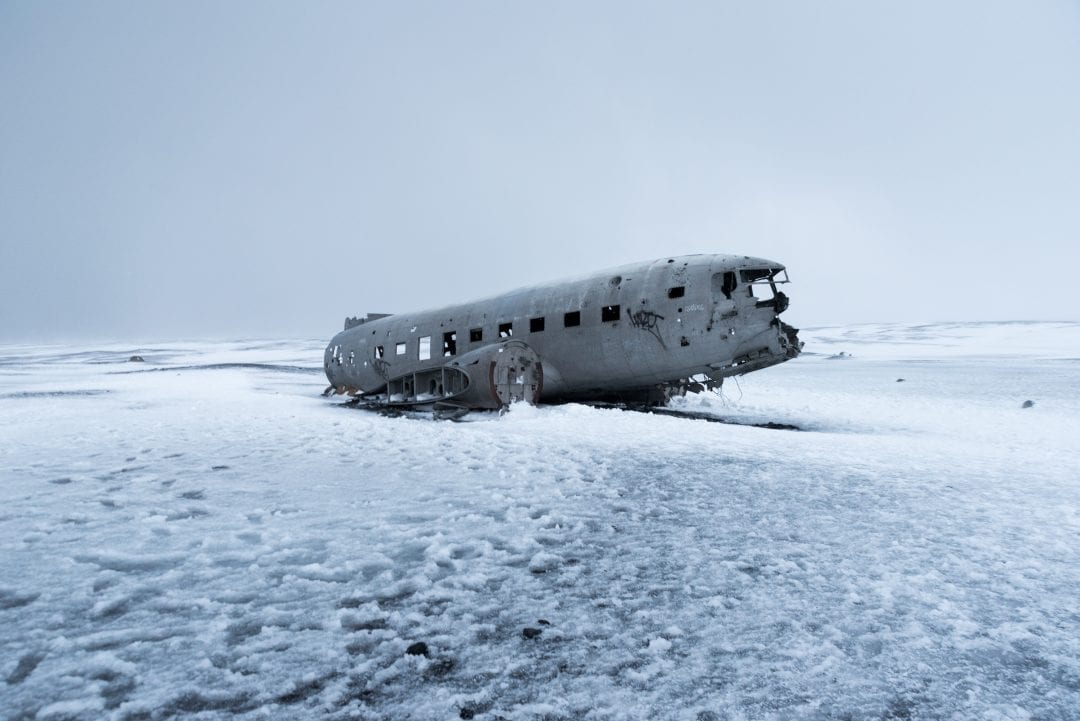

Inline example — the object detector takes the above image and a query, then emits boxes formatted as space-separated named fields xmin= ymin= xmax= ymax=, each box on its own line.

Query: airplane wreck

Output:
xmin=324 ymin=254 xmax=802 ymax=414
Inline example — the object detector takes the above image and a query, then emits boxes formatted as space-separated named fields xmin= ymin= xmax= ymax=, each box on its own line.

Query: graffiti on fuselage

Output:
xmin=372 ymin=357 xmax=391 ymax=381
xmin=627 ymin=309 xmax=667 ymax=348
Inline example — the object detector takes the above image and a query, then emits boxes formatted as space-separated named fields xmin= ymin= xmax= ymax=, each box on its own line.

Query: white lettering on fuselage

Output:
xmin=687 ymin=304 xmax=705 ymax=312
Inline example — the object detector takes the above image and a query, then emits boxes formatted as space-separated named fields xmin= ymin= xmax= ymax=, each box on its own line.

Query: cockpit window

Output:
xmin=740 ymin=268 xmax=772 ymax=283
xmin=740 ymin=268 xmax=790 ymax=303
xmin=749 ymin=280 xmax=774 ymax=300
xmin=742 ymin=269 xmax=773 ymax=300
xmin=739 ymin=268 xmax=788 ymax=284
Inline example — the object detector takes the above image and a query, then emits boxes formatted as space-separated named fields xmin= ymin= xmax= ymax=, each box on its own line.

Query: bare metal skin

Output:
xmin=324 ymin=254 xmax=801 ymax=411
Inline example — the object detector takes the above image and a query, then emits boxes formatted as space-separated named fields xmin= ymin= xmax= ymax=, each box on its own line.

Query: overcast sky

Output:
xmin=2 ymin=1 xmax=1078 ymax=342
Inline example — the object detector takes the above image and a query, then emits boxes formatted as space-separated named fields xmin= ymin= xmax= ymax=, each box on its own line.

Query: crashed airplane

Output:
xmin=324 ymin=254 xmax=801 ymax=415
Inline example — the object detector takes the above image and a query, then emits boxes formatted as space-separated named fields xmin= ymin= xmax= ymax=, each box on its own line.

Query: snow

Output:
xmin=1 ymin=321 xmax=1078 ymax=720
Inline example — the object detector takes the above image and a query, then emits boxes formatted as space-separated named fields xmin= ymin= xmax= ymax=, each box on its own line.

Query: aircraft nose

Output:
xmin=774 ymin=291 xmax=790 ymax=314
xmin=779 ymin=320 xmax=802 ymax=357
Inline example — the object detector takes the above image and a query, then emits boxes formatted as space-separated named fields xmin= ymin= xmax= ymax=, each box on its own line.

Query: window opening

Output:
xmin=498 ymin=322 xmax=513 ymax=338
xmin=443 ymin=331 xmax=457 ymax=356
xmin=395 ymin=341 xmax=406 ymax=356
xmin=740 ymin=268 xmax=772 ymax=283
xmin=668 ymin=286 xmax=685 ymax=299
xmin=739 ymin=268 xmax=778 ymax=301
xmin=564 ymin=311 xmax=581 ymax=327
xmin=470 ymin=328 xmax=483 ymax=343
xmin=722 ymin=271 xmax=737 ymax=299
xmin=602 ymin=305 xmax=620 ymax=322
xmin=418 ymin=336 xmax=431 ymax=360
xmin=530 ymin=317 xmax=545 ymax=333
xmin=749 ymin=281 xmax=774 ymax=301
xmin=375 ymin=345 xmax=385 ymax=359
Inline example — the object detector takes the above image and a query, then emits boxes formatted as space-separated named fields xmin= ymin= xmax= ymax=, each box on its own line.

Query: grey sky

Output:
xmin=2 ymin=1 xmax=1078 ymax=342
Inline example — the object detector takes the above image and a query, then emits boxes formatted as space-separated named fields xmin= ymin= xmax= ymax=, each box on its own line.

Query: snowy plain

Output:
xmin=1 ymin=322 xmax=1078 ymax=721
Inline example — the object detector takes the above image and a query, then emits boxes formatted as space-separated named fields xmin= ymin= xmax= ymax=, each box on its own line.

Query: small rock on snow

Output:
xmin=405 ymin=642 xmax=429 ymax=657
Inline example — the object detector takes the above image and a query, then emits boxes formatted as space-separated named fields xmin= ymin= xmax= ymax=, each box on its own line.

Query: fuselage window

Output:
xmin=564 ymin=311 xmax=581 ymax=327
xmin=498 ymin=322 xmax=513 ymax=338
xmin=668 ymin=286 xmax=685 ymax=299
xmin=443 ymin=331 xmax=457 ymax=356
xmin=530 ymin=317 xmax=545 ymax=333
xmin=470 ymin=328 xmax=483 ymax=343
xmin=375 ymin=345 xmax=385 ymax=359
xmin=418 ymin=336 xmax=431 ymax=361
xmin=601 ymin=305 xmax=620 ymax=322
xmin=396 ymin=341 xmax=407 ymax=356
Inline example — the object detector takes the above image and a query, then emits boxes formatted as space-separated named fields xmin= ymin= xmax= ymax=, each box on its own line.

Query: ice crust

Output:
xmin=1 ymin=322 xmax=1078 ymax=720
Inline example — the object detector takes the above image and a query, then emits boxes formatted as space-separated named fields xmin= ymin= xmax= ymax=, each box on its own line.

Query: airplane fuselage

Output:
xmin=324 ymin=254 xmax=801 ymax=409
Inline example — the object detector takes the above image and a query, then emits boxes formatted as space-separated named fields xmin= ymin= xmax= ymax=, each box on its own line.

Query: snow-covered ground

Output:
xmin=2 ymin=322 xmax=1078 ymax=721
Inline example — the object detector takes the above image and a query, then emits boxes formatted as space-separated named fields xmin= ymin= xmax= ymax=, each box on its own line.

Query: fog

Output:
xmin=2 ymin=1 xmax=1078 ymax=343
